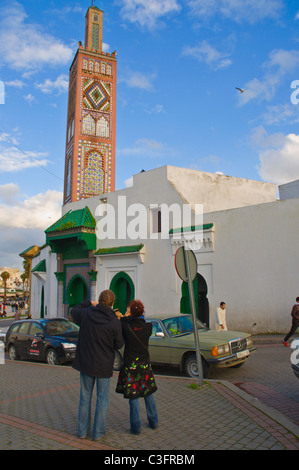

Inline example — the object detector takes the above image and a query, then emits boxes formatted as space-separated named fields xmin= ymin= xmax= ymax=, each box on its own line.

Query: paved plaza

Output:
xmin=0 ymin=344 xmax=298 ymax=452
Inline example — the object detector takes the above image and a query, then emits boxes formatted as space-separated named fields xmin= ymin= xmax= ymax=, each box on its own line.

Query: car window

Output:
xmin=41 ymin=319 xmax=79 ymax=336
xmin=9 ymin=323 xmax=20 ymax=333
xmin=18 ymin=322 xmax=30 ymax=335
xmin=30 ymin=323 xmax=44 ymax=336
xmin=150 ymin=320 xmax=163 ymax=337
xmin=162 ymin=316 xmax=195 ymax=337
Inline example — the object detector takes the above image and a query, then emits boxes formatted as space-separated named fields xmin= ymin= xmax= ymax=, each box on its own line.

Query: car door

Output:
xmin=15 ymin=321 xmax=31 ymax=358
xmin=148 ymin=320 xmax=172 ymax=364
xmin=26 ymin=322 xmax=46 ymax=361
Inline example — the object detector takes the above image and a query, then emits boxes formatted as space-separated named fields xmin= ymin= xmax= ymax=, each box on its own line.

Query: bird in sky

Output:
xmin=236 ymin=87 xmax=246 ymax=93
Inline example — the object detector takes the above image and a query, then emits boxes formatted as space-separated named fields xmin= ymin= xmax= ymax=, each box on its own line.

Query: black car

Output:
xmin=5 ymin=318 xmax=79 ymax=365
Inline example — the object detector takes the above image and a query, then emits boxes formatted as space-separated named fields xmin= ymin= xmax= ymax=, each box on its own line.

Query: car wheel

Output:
xmin=8 ymin=344 xmax=19 ymax=361
xmin=46 ymin=348 xmax=58 ymax=365
xmin=113 ymin=351 xmax=122 ymax=371
xmin=184 ymin=354 xmax=210 ymax=379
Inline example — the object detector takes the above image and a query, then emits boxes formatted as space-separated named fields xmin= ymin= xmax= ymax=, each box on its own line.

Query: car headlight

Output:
xmin=211 ymin=343 xmax=230 ymax=357
xmin=246 ymin=336 xmax=253 ymax=348
xmin=61 ymin=342 xmax=76 ymax=349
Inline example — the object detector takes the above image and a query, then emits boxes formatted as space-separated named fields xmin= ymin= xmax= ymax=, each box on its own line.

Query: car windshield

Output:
xmin=40 ymin=319 xmax=79 ymax=336
xmin=162 ymin=315 xmax=207 ymax=337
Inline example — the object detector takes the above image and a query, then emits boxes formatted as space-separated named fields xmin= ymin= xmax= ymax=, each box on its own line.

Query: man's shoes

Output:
xmin=282 ymin=340 xmax=288 ymax=347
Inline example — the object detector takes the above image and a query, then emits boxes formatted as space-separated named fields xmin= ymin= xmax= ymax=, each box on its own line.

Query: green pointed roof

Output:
xmin=45 ymin=207 xmax=96 ymax=234
xmin=45 ymin=207 xmax=97 ymax=253
xmin=31 ymin=259 xmax=46 ymax=273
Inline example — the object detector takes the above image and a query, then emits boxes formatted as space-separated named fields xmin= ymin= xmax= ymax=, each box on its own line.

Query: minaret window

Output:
xmin=84 ymin=151 xmax=104 ymax=195
xmin=97 ymin=116 xmax=109 ymax=138
xmin=92 ymin=23 xmax=99 ymax=50
xmin=82 ymin=114 xmax=96 ymax=135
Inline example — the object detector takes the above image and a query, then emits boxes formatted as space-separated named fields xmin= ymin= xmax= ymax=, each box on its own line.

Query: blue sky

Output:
xmin=1 ymin=0 xmax=299 ymax=269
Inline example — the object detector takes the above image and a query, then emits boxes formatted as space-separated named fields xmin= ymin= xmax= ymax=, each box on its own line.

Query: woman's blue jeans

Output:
xmin=78 ymin=373 xmax=110 ymax=439
xmin=129 ymin=393 xmax=158 ymax=434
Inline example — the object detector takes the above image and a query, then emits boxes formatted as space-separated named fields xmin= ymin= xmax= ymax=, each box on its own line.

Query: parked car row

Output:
xmin=4 ymin=314 xmax=257 ymax=378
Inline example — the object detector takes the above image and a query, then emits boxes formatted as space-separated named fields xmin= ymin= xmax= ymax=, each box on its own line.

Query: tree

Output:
xmin=1 ymin=271 xmax=10 ymax=304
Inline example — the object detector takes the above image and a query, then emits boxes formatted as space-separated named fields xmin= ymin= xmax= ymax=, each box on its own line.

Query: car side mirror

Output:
xmin=36 ymin=332 xmax=45 ymax=339
xmin=155 ymin=332 xmax=165 ymax=338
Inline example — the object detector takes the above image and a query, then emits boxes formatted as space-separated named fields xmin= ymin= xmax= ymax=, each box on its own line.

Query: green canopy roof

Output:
xmin=45 ymin=207 xmax=96 ymax=234
xmin=45 ymin=207 xmax=97 ymax=254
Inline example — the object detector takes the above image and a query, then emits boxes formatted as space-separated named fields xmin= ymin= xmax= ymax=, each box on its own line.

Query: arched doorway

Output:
xmin=67 ymin=275 xmax=89 ymax=309
xmin=180 ymin=273 xmax=209 ymax=327
xmin=110 ymin=272 xmax=135 ymax=314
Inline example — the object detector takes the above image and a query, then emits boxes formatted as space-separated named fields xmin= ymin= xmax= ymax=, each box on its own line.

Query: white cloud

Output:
xmin=187 ymin=0 xmax=283 ymax=23
xmin=0 ymin=146 xmax=49 ymax=172
xmin=23 ymin=93 xmax=35 ymax=103
xmin=261 ymin=104 xmax=299 ymax=125
xmin=0 ymin=187 xmax=62 ymax=230
xmin=120 ymin=71 xmax=156 ymax=90
xmin=35 ymin=74 xmax=69 ymax=94
xmin=0 ymin=183 xmax=20 ymax=205
xmin=239 ymin=49 xmax=299 ymax=105
xmin=0 ymin=1 xmax=73 ymax=70
xmin=0 ymin=186 xmax=62 ymax=268
xmin=117 ymin=0 xmax=181 ymax=29
xmin=145 ymin=104 xmax=166 ymax=114
xmin=118 ymin=138 xmax=165 ymax=157
xmin=182 ymin=40 xmax=232 ymax=70
xmin=252 ymin=126 xmax=299 ymax=185
xmin=5 ymin=80 xmax=25 ymax=88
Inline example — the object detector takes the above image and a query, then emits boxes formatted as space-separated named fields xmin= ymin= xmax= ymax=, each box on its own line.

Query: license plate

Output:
xmin=236 ymin=350 xmax=249 ymax=359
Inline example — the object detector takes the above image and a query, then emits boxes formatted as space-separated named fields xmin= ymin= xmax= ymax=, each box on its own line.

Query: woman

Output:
xmin=116 ymin=300 xmax=158 ymax=434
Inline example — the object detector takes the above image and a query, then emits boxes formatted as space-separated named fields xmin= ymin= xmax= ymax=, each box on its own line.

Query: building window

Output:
xmin=150 ymin=206 xmax=161 ymax=235
xmin=84 ymin=151 xmax=104 ymax=195
xmin=92 ymin=23 xmax=99 ymax=50
xmin=82 ymin=114 xmax=96 ymax=135
xmin=97 ymin=116 xmax=109 ymax=138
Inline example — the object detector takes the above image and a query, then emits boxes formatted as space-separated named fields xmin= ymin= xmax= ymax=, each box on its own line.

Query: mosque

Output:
xmin=21 ymin=5 xmax=299 ymax=334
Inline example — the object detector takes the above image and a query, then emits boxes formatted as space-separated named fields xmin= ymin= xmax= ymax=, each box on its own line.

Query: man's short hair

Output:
xmin=99 ymin=289 xmax=115 ymax=308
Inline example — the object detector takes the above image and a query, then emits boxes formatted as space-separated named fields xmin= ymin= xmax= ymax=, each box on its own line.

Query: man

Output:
xmin=70 ymin=289 xmax=124 ymax=440
xmin=282 ymin=297 xmax=299 ymax=347
xmin=215 ymin=301 xmax=227 ymax=331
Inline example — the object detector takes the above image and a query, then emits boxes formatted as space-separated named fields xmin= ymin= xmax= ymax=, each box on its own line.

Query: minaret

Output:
xmin=63 ymin=4 xmax=117 ymax=204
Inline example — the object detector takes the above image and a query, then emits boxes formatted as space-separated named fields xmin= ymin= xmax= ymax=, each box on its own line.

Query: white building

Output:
xmin=29 ymin=165 xmax=299 ymax=334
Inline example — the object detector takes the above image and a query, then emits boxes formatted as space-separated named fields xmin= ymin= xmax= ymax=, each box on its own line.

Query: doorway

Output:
xmin=67 ymin=275 xmax=89 ymax=308
xmin=180 ymin=273 xmax=210 ymax=327
xmin=110 ymin=272 xmax=135 ymax=314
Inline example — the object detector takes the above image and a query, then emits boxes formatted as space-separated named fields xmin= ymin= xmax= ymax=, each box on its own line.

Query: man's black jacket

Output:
xmin=71 ymin=301 xmax=124 ymax=378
